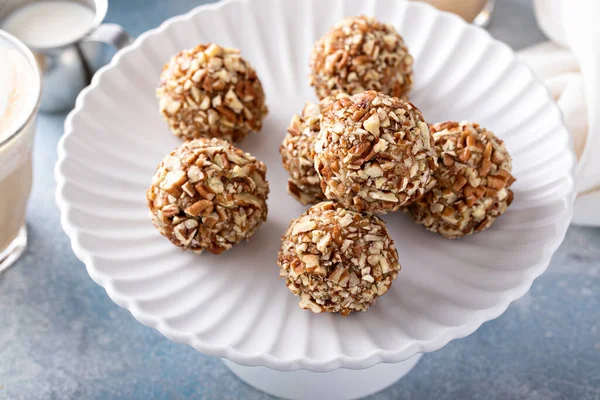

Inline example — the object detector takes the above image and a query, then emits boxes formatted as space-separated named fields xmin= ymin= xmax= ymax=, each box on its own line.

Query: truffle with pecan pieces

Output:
xmin=309 ymin=16 xmax=413 ymax=100
xmin=277 ymin=201 xmax=401 ymax=316
xmin=314 ymin=91 xmax=438 ymax=214
xmin=408 ymin=121 xmax=516 ymax=238
xmin=280 ymin=94 xmax=349 ymax=205
xmin=157 ymin=43 xmax=268 ymax=142
xmin=146 ymin=138 xmax=269 ymax=254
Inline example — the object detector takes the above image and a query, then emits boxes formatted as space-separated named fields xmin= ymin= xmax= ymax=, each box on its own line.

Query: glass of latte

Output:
xmin=0 ymin=31 xmax=41 ymax=272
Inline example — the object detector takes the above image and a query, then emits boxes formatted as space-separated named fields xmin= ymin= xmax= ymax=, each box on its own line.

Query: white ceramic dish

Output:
xmin=56 ymin=0 xmax=575 ymax=379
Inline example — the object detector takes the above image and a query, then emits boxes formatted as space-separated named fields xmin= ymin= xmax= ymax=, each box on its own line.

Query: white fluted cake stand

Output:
xmin=223 ymin=356 xmax=423 ymax=400
xmin=55 ymin=0 xmax=575 ymax=398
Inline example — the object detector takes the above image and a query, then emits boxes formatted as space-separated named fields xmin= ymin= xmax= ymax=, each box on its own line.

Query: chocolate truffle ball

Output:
xmin=408 ymin=121 xmax=516 ymax=238
xmin=309 ymin=16 xmax=413 ymax=100
xmin=280 ymin=94 xmax=349 ymax=205
xmin=314 ymin=91 xmax=438 ymax=214
xmin=147 ymin=138 xmax=269 ymax=254
xmin=157 ymin=43 xmax=268 ymax=142
xmin=277 ymin=201 xmax=401 ymax=315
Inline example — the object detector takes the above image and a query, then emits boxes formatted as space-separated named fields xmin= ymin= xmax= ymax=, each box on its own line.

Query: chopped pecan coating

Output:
xmin=277 ymin=201 xmax=401 ymax=315
xmin=157 ymin=43 xmax=268 ymax=142
xmin=408 ymin=121 xmax=515 ymax=238
xmin=314 ymin=91 xmax=438 ymax=214
xmin=309 ymin=16 xmax=413 ymax=100
xmin=147 ymin=138 xmax=269 ymax=254
xmin=280 ymin=94 xmax=349 ymax=205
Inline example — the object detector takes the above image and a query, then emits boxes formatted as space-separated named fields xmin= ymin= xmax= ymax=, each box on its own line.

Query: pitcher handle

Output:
xmin=86 ymin=23 xmax=133 ymax=50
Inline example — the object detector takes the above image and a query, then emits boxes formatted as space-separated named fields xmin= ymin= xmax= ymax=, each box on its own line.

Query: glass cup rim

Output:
xmin=0 ymin=30 xmax=42 ymax=150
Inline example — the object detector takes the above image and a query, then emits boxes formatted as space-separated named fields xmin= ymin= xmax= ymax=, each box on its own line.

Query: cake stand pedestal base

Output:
xmin=223 ymin=354 xmax=422 ymax=400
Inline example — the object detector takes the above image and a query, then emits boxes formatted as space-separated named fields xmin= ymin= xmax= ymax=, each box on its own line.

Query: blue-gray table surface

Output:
xmin=1 ymin=0 xmax=599 ymax=399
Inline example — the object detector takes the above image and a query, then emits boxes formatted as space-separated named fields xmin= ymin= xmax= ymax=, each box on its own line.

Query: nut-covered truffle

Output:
xmin=408 ymin=121 xmax=516 ymax=238
xmin=277 ymin=201 xmax=401 ymax=315
xmin=147 ymin=138 xmax=269 ymax=254
xmin=157 ymin=43 xmax=268 ymax=142
xmin=309 ymin=16 xmax=413 ymax=100
xmin=280 ymin=94 xmax=349 ymax=205
xmin=314 ymin=91 xmax=438 ymax=214
xmin=280 ymin=101 xmax=324 ymax=205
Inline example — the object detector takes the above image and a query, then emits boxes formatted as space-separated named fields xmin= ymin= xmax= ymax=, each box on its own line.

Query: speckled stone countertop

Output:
xmin=1 ymin=0 xmax=599 ymax=399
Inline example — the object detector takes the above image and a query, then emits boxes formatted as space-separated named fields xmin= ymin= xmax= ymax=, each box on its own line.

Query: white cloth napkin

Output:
xmin=517 ymin=0 xmax=600 ymax=226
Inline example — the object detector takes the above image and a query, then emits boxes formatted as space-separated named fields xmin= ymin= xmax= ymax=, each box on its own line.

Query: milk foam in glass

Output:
xmin=0 ymin=31 xmax=41 ymax=272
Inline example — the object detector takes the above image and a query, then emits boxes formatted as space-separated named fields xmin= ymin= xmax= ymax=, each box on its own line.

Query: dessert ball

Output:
xmin=314 ymin=91 xmax=438 ymax=214
xmin=309 ymin=16 xmax=413 ymax=100
xmin=280 ymin=101 xmax=324 ymax=205
xmin=408 ymin=121 xmax=516 ymax=238
xmin=157 ymin=43 xmax=268 ymax=142
xmin=277 ymin=201 xmax=401 ymax=315
xmin=147 ymin=138 xmax=269 ymax=254
xmin=280 ymin=94 xmax=348 ymax=205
